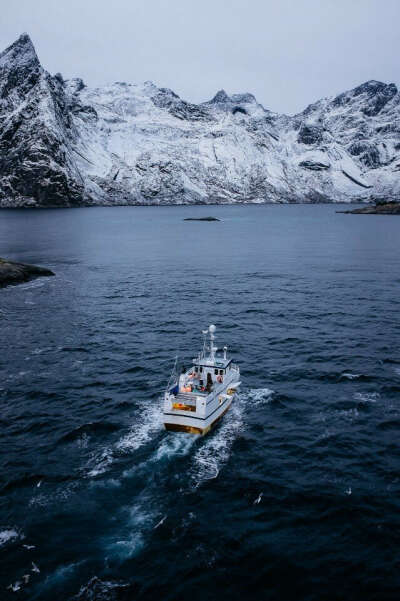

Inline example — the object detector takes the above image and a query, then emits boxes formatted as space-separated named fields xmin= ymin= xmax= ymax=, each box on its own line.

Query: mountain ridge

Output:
xmin=0 ymin=33 xmax=399 ymax=207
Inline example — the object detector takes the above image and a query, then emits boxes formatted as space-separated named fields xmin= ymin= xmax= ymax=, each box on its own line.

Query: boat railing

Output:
xmin=170 ymin=391 xmax=201 ymax=413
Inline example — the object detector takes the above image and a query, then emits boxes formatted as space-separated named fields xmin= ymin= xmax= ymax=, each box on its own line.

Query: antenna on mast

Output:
xmin=209 ymin=324 xmax=217 ymax=363
xmin=201 ymin=329 xmax=208 ymax=359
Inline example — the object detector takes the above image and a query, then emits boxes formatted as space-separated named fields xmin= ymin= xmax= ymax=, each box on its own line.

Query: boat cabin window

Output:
xmin=219 ymin=369 xmax=223 ymax=375
xmin=214 ymin=368 xmax=218 ymax=375
xmin=199 ymin=366 xmax=203 ymax=373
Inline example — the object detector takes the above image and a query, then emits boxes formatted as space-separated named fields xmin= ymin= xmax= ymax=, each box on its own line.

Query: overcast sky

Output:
xmin=1 ymin=0 xmax=399 ymax=114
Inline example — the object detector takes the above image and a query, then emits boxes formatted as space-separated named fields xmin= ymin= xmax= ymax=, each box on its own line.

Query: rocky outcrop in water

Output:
xmin=183 ymin=216 xmax=220 ymax=221
xmin=0 ymin=34 xmax=400 ymax=207
xmin=0 ymin=257 xmax=54 ymax=287
xmin=338 ymin=201 xmax=400 ymax=214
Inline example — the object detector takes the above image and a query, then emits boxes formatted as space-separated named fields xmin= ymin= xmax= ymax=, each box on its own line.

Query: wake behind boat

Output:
xmin=163 ymin=325 xmax=241 ymax=435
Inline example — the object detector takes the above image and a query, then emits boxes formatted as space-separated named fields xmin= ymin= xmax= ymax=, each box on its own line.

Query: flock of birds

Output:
xmin=5 ymin=477 xmax=264 ymax=592
xmin=7 ymin=556 xmax=40 ymax=593
xmin=6 ymin=480 xmax=42 ymax=593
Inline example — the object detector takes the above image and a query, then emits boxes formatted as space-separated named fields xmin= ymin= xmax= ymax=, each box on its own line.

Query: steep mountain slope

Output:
xmin=0 ymin=34 xmax=84 ymax=206
xmin=0 ymin=34 xmax=399 ymax=207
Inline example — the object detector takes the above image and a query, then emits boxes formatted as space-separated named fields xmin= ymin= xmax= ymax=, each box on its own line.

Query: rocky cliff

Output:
xmin=0 ymin=34 xmax=399 ymax=207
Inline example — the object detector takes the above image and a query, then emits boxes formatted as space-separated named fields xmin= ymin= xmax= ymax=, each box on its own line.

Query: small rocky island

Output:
xmin=183 ymin=217 xmax=221 ymax=221
xmin=0 ymin=258 xmax=54 ymax=288
xmin=338 ymin=201 xmax=400 ymax=215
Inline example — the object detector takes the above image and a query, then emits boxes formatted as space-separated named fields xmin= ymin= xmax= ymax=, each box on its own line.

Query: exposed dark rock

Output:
xmin=347 ymin=140 xmax=381 ymax=168
xmin=342 ymin=170 xmax=373 ymax=188
xmin=184 ymin=216 xmax=220 ymax=221
xmin=210 ymin=89 xmax=230 ymax=103
xmin=151 ymin=88 xmax=211 ymax=122
xmin=355 ymin=81 xmax=397 ymax=117
xmin=299 ymin=160 xmax=330 ymax=171
xmin=0 ymin=257 xmax=55 ymax=288
xmin=337 ymin=201 xmax=400 ymax=214
xmin=233 ymin=106 xmax=247 ymax=115
xmin=230 ymin=93 xmax=257 ymax=104
xmin=297 ymin=124 xmax=324 ymax=145
xmin=0 ymin=33 xmax=84 ymax=207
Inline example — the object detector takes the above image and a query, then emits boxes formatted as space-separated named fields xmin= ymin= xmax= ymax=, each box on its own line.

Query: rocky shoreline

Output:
xmin=0 ymin=258 xmax=54 ymax=288
xmin=337 ymin=202 xmax=400 ymax=214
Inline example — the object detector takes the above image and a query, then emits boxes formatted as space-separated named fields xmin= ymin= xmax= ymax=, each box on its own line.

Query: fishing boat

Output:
xmin=163 ymin=325 xmax=241 ymax=435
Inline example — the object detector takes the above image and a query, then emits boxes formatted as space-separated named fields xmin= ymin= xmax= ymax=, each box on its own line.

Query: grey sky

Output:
xmin=1 ymin=0 xmax=399 ymax=114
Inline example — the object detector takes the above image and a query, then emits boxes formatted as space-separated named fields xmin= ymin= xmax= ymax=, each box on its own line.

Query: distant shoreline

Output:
xmin=0 ymin=201 xmax=387 ymax=211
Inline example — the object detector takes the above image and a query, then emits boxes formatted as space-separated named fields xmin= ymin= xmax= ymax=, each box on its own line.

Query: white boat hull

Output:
xmin=163 ymin=393 xmax=235 ymax=435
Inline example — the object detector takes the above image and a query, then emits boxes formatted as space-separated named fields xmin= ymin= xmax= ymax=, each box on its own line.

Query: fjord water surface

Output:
xmin=0 ymin=204 xmax=399 ymax=600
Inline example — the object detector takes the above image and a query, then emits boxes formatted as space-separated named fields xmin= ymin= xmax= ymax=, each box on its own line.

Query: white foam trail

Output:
xmin=152 ymin=433 xmax=196 ymax=462
xmin=83 ymin=399 xmax=165 ymax=479
xmin=29 ymin=482 xmax=78 ymax=508
xmin=85 ymin=447 xmax=114 ymax=477
xmin=354 ymin=392 xmax=380 ymax=403
xmin=18 ymin=279 xmax=47 ymax=291
xmin=116 ymin=402 xmax=163 ymax=453
xmin=248 ymin=387 xmax=274 ymax=405
xmin=190 ymin=395 xmax=245 ymax=488
xmin=341 ymin=373 xmax=361 ymax=380
xmin=337 ymin=408 xmax=359 ymax=419
xmin=108 ymin=499 xmax=155 ymax=560
xmin=122 ymin=431 xmax=196 ymax=479
xmin=31 ymin=347 xmax=53 ymax=355
xmin=0 ymin=529 xmax=21 ymax=547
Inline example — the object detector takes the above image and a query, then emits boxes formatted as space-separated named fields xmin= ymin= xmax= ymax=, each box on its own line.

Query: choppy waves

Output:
xmin=2 ymin=204 xmax=400 ymax=600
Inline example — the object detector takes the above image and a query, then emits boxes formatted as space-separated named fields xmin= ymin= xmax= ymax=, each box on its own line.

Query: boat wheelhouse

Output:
xmin=163 ymin=325 xmax=240 ymax=435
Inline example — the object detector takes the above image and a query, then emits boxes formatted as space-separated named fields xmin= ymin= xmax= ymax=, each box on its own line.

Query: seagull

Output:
xmin=345 ymin=487 xmax=352 ymax=496
xmin=154 ymin=515 xmax=167 ymax=529
xmin=31 ymin=561 xmax=40 ymax=573
xmin=36 ymin=480 xmax=42 ymax=488
xmin=23 ymin=574 xmax=30 ymax=584
xmin=23 ymin=544 xmax=36 ymax=550
xmin=7 ymin=582 xmax=21 ymax=592
xmin=253 ymin=492 xmax=263 ymax=505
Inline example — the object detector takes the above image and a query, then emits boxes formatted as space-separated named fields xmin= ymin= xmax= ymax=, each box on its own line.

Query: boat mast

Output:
xmin=209 ymin=324 xmax=217 ymax=363
xmin=201 ymin=329 xmax=208 ymax=360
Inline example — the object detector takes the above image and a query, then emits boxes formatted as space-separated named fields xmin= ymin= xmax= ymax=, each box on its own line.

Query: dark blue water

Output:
xmin=0 ymin=204 xmax=399 ymax=600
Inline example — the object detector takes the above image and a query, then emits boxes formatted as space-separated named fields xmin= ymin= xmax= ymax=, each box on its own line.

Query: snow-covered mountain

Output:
xmin=1 ymin=33 xmax=399 ymax=207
